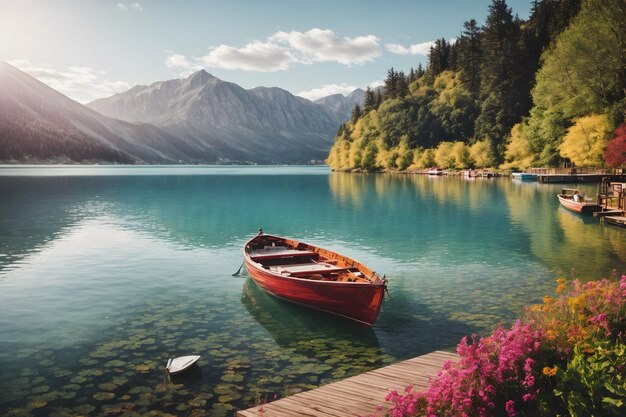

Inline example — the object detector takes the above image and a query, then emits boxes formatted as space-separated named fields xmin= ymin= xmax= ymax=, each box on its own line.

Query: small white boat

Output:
xmin=511 ymin=172 xmax=537 ymax=181
xmin=166 ymin=355 xmax=201 ymax=374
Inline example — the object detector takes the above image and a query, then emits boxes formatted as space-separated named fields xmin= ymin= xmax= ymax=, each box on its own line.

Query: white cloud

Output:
xmin=166 ymin=28 xmax=381 ymax=74
xmin=271 ymin=28 xmax=381 ymax=65
xmin=296 ymin=83 xmax=360 ymax=101
xmin=369 ymin=80 xmax=384 ymax=89
xmin=200 ymin=41 xmax=294 ymax=72
xmin=385 ymin=40 xmax=434 ymax=56
xmin=165 ymin=53 xmax=204 ymax=76
xmin=8 ymin=59 xmax=132 ymax=103
xmin=385 ymin=44 xmax=411 ymax=55
xmin=131 ymin=2 xmax=143 ymax=12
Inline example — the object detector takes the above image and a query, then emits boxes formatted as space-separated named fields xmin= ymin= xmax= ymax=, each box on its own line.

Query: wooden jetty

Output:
xmin=595 ymin=179 xmax=626 ymax=225
xmin=237 ymin=350 xmax=458 ymax=417
xmin=526 ymin=167 xmax=626 ymax=184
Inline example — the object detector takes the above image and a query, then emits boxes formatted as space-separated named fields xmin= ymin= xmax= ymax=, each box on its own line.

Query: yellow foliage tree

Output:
xmin=469 ymin=140 xmax=496 ymax=168
xmin=502 ymin=123 xmax=534 ymax=169
xmin=434 ymin=142 xmax=456 ymax=168
xmin=411 ymin=148 xmax=436 ymax=169
xmin=558 ymin=114 xmax=610 ymax=167
xmin=451 ymin=142 xmax=470 ymax=169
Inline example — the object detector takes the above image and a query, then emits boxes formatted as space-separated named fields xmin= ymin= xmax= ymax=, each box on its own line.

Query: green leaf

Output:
xmin=601 ymin=397 xmax=623 ymax=408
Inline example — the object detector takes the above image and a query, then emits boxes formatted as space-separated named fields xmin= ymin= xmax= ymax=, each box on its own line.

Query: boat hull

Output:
xmin=245 ymin=265 xmax=385 ymax=325
xmin=243 ymin=234 xmax=386 ymax=325
xmin=557 ymin=194 xmax=600 ymax=215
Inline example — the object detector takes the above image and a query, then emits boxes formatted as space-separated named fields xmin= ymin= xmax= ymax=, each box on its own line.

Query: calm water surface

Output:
xmin=1 ymin=166 xmax=624 ymax=416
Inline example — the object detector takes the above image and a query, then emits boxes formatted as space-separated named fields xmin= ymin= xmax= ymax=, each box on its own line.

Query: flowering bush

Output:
xmin=376 ymin=275 xmax=626 ymax=417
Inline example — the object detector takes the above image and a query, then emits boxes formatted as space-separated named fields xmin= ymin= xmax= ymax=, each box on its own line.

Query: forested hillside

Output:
xmin=327 ymin=0 xmax=626 ymax=171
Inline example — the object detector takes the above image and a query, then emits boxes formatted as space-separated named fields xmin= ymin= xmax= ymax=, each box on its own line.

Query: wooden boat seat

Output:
xmin=249 ymin=247 xmax=318 ymax=261
xmin=269 ymin=262 xmax=347 ymax=276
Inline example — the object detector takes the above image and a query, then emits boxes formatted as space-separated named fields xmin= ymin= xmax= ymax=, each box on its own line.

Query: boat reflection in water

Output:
xmin=241 ymin=278 xmax=381 ymax=356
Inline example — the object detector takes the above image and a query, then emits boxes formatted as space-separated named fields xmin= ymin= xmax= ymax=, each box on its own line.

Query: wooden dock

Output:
xmin=237 ymin=350 xmax=458 ymax=417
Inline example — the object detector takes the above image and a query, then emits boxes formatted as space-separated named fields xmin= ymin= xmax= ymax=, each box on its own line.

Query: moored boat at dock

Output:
xmin=557 ymin=188 xmax=601 ymax=215
xmin=511 ymin=172 xmax=538 ymax=181
xmin=243 ymin=231 xmax=387 ymax=325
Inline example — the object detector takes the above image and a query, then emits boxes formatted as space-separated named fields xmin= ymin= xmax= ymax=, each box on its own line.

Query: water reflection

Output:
xmin=329 ymin=173 xmax=625 ymax=278
xmin=502 ymin=180 xmax=626 ymax=278
xmin=241 ymin=278 xmax=381 ymax=355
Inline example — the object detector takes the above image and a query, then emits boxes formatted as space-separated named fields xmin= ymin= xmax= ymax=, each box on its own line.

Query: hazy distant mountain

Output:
xmin=314 ymin=88 xmax=365 ymax=121
xmin=0 ymin=62 xmax=197 ymax=164
xmin=0 ymin=63 xmax=363 ymax=164
xmin=88 ymin=70 xmax=343 ymax=163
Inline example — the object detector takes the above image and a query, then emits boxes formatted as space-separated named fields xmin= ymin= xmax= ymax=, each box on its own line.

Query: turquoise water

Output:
xmin=0 ymin=166 xmax=624 ymax=416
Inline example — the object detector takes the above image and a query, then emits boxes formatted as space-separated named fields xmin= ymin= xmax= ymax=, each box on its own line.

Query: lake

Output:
xmin=1 ymin=165 xmax=624 ymax=417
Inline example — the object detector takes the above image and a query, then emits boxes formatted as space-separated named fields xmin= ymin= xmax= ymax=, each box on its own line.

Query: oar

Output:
xmin=232 ymin=261 xmax=245 ymax=276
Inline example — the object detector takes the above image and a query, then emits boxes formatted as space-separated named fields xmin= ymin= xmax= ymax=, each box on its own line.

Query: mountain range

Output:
xmin=0 ymin=62 xmax=363 ymax=164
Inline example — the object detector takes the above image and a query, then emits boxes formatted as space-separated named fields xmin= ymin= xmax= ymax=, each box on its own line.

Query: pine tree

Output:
xmin=363 ymin=87 xmax=377 ymax=113
xmin=397 ymin=71 xmax=409 ymax=99
xmin=457 ymin=19 xmax=482 ymax=95
xmin=351 ymin=104 xmax=362 ymax=123
xmin=474 ymin=0 xmax=524 ymax=162
xmin=428 ymin=38 xmax=451 ymax=76
xmin=384 ymin=67 xmax=398 ymax=99
xmin=416 ymin=63 xmax=425 ymax=78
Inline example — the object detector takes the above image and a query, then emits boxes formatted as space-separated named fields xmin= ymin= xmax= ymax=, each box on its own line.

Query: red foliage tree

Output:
xmin=604 ymin=123 xmax=626 ymax=168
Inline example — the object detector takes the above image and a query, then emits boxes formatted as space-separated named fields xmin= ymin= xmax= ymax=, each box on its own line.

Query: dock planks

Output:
xmin=237 ymin=350 xmax=458 ymax=417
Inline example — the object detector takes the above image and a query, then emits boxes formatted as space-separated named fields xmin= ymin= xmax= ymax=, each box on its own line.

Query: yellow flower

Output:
xmin=543 ymin=295 xmax=554 ymax=305
xmin=542 ymin=366 xmax=558 ymax=377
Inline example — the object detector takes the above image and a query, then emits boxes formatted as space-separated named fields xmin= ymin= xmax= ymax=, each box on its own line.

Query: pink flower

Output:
xmin=505 ymin=400 xmax=516 ymax=416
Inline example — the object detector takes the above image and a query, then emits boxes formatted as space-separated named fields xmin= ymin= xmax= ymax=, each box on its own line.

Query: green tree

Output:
xmin=532 ymin=0 xmax=626 ymax=125
xmin=475 ymin=0 xmax=525 ymax=161
xmin=363 ymin=87 xmax=377 ymax=113
xmin=456 ymin=19 xmax=482 ymax=95
xmin=351 ymin=104 xmax=362 ymax=123
xmin=428 ymin=38 xmax=451 ymax=76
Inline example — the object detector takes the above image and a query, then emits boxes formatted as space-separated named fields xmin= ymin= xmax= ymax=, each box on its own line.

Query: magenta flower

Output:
xmin=505 ymin=400 xmax=516 ymax=416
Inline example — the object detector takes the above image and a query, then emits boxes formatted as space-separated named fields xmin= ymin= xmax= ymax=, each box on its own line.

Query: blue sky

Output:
xmin=0 ymin=0 xmax=531 ymax=103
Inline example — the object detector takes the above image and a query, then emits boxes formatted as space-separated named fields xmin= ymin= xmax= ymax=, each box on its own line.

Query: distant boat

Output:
xmin=166 ymin=355 xmax=201 ymax=374
xmin=557 ymin=188 xmax=601 ymax=215
xmin=428 ymin=168 xmax=444 ymax=175
xmin=243 ymin=231 xmax=387 ymax=325
xmin=511 ymin=172 xmax=537 ymax=181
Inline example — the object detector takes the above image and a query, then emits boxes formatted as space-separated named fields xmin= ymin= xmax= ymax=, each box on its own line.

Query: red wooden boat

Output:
xmin=243 ymin=231 xmax=387 ymax=325
xmin=557 ymin=188 xmax=601 ymax=215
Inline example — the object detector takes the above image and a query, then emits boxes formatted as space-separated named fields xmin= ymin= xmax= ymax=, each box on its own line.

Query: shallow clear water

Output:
xmin=0 ymin=166 xmax=624 ymax=416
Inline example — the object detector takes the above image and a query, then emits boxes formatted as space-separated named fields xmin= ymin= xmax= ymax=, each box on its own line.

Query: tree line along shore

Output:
xmin=327 ymin=0 xmax=626 ymax=173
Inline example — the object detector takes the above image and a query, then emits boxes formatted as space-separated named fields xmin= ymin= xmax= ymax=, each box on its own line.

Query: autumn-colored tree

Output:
xmin=434 ymin=141 xmax=456 ymax=168
xmin=412 ymin=148 xmax=436 ymax=169
xmin=451 ymin=142 xmax=471 ymax=169
xmin=469 ymin=140 xmax=496 ymax=168
xmin=502 ymin=123 xmax=535 ymax=169
xmin=604 ymin=123 xmax=626 ymax=167
xmin=559 ymin=114 xmax=610 ymax=166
